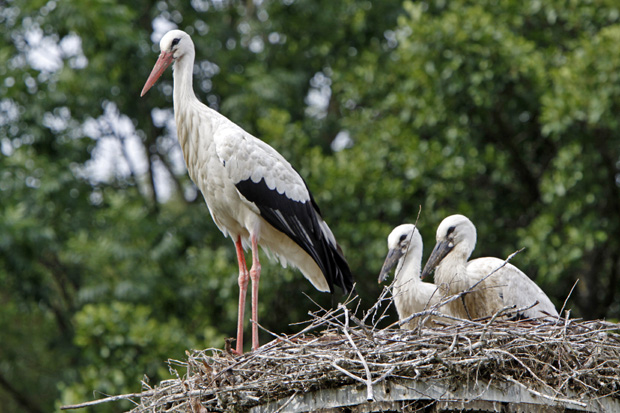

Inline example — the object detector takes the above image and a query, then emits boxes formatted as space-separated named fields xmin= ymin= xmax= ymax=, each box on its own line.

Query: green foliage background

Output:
xmin=1 ymin=0 xmax=619 ymax=411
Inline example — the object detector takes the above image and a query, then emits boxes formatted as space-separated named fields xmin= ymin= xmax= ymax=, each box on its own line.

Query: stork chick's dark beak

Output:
xmin=141 ymin=51 xmax=174 ymax=96
xmin=378 ymin=248 xmax=404 ymax=283
xmin=421 ymin=239 xmax=453 ymax=279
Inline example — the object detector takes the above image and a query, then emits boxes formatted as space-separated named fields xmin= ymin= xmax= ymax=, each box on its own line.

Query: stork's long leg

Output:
xmin=249 ymin=233 xmax=261 ymax=351
xmin=234 ymin=236 xmax=249 ymax=355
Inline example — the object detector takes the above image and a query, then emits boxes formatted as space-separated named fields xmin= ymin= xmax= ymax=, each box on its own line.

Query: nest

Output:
xmin=62 ymin=287 xmax=620 ymax=412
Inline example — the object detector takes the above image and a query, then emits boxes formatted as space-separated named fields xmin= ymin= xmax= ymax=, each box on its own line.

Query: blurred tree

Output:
xmin=537 ymin=24 xmax=620 ymax=318
xmin=329 ymin=0 xmax=620 ymax=318
xmin=0 ymin=0 xmax=619 ymax=411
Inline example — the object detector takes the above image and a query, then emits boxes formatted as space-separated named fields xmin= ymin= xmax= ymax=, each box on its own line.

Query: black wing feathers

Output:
xmin=235 ymin=177 xmax=354 ymax=294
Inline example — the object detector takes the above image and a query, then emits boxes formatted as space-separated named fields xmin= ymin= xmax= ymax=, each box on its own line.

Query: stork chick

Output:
xmin=421 ymin=214 xmax=558 ymax=320
xmin=379 ymin=224 xmax=445 ymax=328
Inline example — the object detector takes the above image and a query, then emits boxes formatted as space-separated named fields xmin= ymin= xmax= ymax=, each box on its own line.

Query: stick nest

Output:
xmin=129 ymin=295 xmax=620 ymax=412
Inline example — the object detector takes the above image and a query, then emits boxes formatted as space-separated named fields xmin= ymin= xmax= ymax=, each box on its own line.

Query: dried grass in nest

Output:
xmin=124 ymin=286 xmax=620 ymax=412
xmin=61 ymin=277 xmax=620 ymax=412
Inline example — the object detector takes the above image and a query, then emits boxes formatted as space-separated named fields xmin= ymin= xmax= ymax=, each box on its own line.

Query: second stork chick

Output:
xmin=379 ymin=224 xmax=445 ymax=328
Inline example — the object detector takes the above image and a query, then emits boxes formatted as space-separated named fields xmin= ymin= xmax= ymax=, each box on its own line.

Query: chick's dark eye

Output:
xmin=171 ymin=38 xmax=180 ymax=47
xmin=399 ymin=234 xmax=407 ymax=242
xmin=446 ymin=226 xmax=456 ymax=236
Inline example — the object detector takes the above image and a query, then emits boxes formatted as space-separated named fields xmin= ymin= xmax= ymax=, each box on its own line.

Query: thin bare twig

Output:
xmin=341 ymin=305 xmax=375 ymax=401
xmin=60 ymin=391 xmax=154 ymax=410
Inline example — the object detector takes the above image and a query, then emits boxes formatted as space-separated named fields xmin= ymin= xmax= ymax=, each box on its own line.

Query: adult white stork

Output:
xmin=141 ymin=30 xmax=354 ymax=354
xmin=378 ymin=224 xmax=446 ymax=328
xmin=421 ymin=214 xmax=558 ymax=320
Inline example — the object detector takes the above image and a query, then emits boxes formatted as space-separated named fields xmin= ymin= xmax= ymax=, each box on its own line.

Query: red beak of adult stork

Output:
xmin=140 ymin=51 xmax=174 ymax=97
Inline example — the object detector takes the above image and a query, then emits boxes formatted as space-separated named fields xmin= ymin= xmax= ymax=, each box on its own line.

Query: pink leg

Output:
xmin=249 ymin=234 xmax=261 ymax=351
xmin=234 ymin=236 xmax=249 ymax=355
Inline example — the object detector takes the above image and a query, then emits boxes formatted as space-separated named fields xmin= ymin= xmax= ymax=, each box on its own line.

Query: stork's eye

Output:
xmin=399 ymin=234 xmax=407 ymax=243
xmin=446 ymin=226 xmax=456 ymax=236
xmin=171 ymin=38 xmax=181 ymax=47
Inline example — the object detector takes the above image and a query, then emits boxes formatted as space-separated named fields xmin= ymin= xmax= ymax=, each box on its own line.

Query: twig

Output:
xmin=60 ymin=391 xmax=154 ymax=410
xmin=503 ymin=376 xmax=587 ymax=407
xmin=394 ymin=308 xmax=484 ymax=329
xmin=274 ymin=390 xmax=299 ymax=412
xmin=479 ymin=305 xmax=517 ymax=343
xmin=558 ymin=279 xmax=579 ymax=322
xmin=487 ymin=348 xmax=560 ymax=396
xmin=340 ymin=304 xmax=375 ymax=401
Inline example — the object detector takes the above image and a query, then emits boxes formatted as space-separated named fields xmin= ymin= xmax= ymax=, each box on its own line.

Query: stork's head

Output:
xmin=378 ymin=224 xmax=423 ymax=283
xmin=141 ymin=30 xmax=194 ymax=96
xmin=421 ymin=214 xmax=477 ymax=279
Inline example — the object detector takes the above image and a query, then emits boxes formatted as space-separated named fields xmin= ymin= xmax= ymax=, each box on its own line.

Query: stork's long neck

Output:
xmin=172 ymin=52 xmax=198 ymax=111
xmin=171 ymin=50 xmax=218 ymax=172
xmin=395 ymin=249 xmax=422 ymax=287
xmin=393 ymin=246 xmax=438 ymax=320
xmin=435 ymin=247 xmax=470 ymax=293
xmin=393 ymin=247 xmax=423 ymax=306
